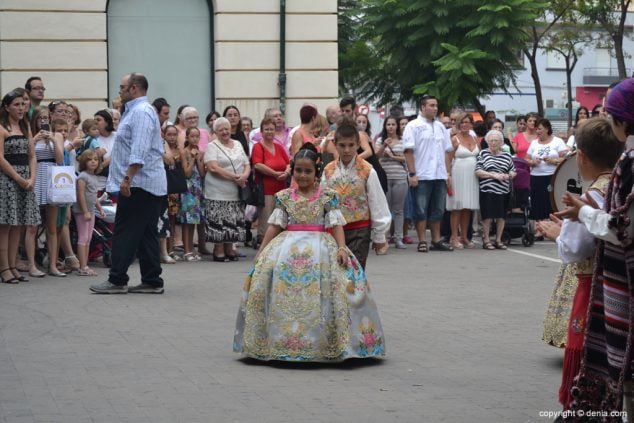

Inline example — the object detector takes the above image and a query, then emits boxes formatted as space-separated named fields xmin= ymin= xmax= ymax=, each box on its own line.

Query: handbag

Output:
xmin=247 ymin=143 xmax=267 ymax=207
xmin=212 ymin=141 xmax=252 ymax=203
xmin=47 ymin=165 xmax=77 ymax=205
xmin=165 ymin=161 xmax=187 ymax=194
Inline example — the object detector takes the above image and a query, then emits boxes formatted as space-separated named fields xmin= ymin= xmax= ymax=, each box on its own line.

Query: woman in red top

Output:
xmin=251 ymin=117 xmax=290 ymax=247
xmin=512 ymin=112 xmax=539 ymax=159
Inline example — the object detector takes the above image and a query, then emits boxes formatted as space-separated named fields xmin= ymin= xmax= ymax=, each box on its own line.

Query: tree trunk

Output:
xmin=473 ymin=97 xmax=485 ymax=116
xmin=524 ymin=49 xmax=544 ymax=116
xmin=613 ymin=32 xmax=627 ymax=79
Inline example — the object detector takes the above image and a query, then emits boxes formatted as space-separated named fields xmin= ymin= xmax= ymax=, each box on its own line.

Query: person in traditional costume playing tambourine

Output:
xmin=555 ymin=78 xmax=634 ymax=420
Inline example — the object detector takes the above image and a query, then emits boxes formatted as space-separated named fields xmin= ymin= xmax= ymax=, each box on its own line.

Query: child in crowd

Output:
xmin=33 ymin=118 xmax=66 ymax=276
xmin=321 ymin=117 xmax=391 ymax=269
xmin=537 ymin=118 xmax=623 ymax=409
xmin=73 ymin=150 xmax=105 ymax=276
xmin=163 ymin=125 xmax=183 ymax=262
xmin=233 ymin=143 xmax=385 ymax=362
xmin=52 ymin=119 xmax=80 ymax=273
xmin=76 ymin=118 xmax=101 ymax=156
xmin=177 ymin=127 xmax=205 ymax=262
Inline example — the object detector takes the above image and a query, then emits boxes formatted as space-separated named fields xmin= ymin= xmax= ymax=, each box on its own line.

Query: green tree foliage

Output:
xmin=339 ymin=0 xmax=544 ymax=111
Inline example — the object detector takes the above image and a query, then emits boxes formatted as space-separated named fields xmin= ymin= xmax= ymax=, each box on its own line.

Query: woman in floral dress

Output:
xmin=233 ymin=145 xmax=385 ymax=362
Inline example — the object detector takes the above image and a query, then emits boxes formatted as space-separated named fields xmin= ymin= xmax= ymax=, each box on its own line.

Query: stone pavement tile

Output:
xmin=1 ymin=242 xmax=565 ymax=422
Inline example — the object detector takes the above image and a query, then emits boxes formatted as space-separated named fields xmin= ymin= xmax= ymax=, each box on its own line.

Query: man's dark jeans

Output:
xmin=108 ymin=188 xmax=164 ymax=287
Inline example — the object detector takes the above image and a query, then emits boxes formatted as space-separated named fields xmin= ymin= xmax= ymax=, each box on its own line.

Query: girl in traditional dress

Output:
xmin=537 ymin=118 xmax=623 ymax=409
xmin=233 ymin=144 xmax=386 ymax=362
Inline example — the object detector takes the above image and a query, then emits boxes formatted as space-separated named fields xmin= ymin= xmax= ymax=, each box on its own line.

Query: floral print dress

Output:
xmin=233 ymin=187 xmax=386 ymax=362
xmin=177 ymin=164 xmax=203 ymax=225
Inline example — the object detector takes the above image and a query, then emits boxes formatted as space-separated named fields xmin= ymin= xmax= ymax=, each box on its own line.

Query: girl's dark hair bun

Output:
xmin=291 ymin=142 xmax=322 ymax=177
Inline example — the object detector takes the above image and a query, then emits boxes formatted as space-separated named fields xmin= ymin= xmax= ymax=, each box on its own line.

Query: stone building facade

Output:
xmin=0 ymin=0 xmax=338 ymax=125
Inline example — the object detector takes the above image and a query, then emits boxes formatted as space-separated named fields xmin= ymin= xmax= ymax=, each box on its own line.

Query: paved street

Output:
xmin=1 ymin=239 xmax=566 ymax=423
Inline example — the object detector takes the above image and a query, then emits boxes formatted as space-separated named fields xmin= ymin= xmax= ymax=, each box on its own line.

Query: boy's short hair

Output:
xmin=51 ymin=119 xmax=68 ymax=130
xmin=576 ymin=117 xmax=623 ymax=170
xmin=77 ymin=149 xmax=98 ymax=172
xmin=82 ymin=118 xmax=97 ymax=135
xmin=334 ymin=116 xmax=360 ymax=144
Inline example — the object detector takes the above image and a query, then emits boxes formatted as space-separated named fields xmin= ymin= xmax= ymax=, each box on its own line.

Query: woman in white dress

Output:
xmin=446 ymin=112 xmax=480 ymax=249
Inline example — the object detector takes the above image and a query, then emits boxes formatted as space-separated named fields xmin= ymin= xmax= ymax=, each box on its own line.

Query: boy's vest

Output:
xmin=323 ymin=156 xmax=372 ymax=228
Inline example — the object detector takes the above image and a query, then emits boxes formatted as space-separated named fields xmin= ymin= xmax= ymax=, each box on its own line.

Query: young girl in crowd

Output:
xmin=536 ymin=118 xmax=623 ymax=409
xmin=33 ymin=118 xmax=65 ymax=276
xmin=177 ymin=127 xmax=205 ymax=262
xmin=321 ymin=117 xmax=391 ymax=269
xmin=375 ymin=116 xmax=407 ymax=249
xmin=73 ymin=150 xmax=105 ymax=276
xmin=233 ymin=143 xmax=385 ymax=362
xmin=52 ymin=118 xmax=80 ymax=273
xmin=163 ymin=125 xmax=183 ymax=261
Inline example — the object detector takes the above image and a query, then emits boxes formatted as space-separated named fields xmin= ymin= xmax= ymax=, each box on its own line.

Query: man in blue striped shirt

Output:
xmin=90 ymin=73 xmax=167 ymax=294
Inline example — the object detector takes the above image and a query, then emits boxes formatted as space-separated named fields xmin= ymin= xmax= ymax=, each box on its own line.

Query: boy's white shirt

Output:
xmin=320 ymin=157 xmax=391 ymax=244
xmin=557 ymin=190 xmax=605 ymax=263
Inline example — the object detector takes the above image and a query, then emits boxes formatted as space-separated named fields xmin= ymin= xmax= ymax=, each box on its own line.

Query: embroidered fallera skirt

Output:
xmin=233 ymin=228 xmax=386 ymax=362
xmin=542 ymin=264 xmax=578 ymax=348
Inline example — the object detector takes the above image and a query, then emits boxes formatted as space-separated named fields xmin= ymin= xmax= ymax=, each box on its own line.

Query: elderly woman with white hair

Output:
xmin=475 ymin=130 xmax=516 ymax=250
xmin=203 ymin=117 xmax=250 ymax=261
xmin=179 ymin=106 xmax=210 ymax=152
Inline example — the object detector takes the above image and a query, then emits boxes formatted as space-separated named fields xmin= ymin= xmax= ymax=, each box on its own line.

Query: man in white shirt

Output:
xmin=403 ymin=95 xmax=454 ymax=252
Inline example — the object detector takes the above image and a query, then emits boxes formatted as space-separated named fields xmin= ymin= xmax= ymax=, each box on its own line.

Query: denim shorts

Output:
xmin=410 ymin=179 xmax=447 ymax=222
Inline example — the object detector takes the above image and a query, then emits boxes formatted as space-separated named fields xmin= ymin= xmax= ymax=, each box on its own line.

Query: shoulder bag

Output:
xmin=212 ymin=141 xmax=252 ymax=204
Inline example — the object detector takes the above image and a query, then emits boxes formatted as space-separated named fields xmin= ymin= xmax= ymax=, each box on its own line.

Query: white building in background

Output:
xmin=0 ymin=0 xmax=338 ymax=126
xmin=481 ymin=11 xmax=634 ymax=121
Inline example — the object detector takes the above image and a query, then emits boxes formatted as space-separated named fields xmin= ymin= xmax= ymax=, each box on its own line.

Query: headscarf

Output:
xmin=606 ymin=78 xmax=634 ymax=123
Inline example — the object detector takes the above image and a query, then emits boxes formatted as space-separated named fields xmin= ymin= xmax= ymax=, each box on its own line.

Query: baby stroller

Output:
xmin=501 ymin=157 xmax=535 ymax=247
xmin=69 ymin=202 xmax=116 ymax=267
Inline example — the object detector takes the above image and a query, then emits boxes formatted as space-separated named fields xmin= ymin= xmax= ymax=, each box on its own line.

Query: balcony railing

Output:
xmin=583 ymin=67 xmax=633 ymax=86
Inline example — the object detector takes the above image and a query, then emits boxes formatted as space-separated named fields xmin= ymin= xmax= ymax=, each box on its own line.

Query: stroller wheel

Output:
xmin=522 ymin=233 xmax=534 ymax=247
xmin=103 ymin=252 xmax=112 ymax=268
xmin=501 ymin=231 xmax=511 ymax=246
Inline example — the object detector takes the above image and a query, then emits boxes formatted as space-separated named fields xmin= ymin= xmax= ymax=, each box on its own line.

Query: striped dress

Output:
xmin=34 ymin=141 xmax=57 ymax=206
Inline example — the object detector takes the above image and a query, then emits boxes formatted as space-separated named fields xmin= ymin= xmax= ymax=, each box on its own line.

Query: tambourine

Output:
xmin=549 ymin=151 xmax=589 ymax=212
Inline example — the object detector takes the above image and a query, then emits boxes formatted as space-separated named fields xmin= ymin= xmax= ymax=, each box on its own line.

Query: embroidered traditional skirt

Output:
xmin=543 ymin=264 xmax=578 ymax=348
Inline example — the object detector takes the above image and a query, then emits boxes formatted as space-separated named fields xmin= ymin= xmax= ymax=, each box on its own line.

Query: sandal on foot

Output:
xmin=430 ymin=241 xmax=454 ymax=252
xmin=461 ymin=240 xmax=476 ymax=249
xmin=183 ymin=253 xmax=197 ymax=262
xmin=450 ymin=240 xmax=464 ymax=250
xmin=494 ymin=241 xmax=508 ymax=250
xmin=10 ymin=268 xmax=28 ymax=282
xmin=0 ymin=268 xmax=18 ymax=284
xmin=417 ymin=241 xmax=428 ymax=253
xmin=64 ymin=255 xmax=80 ymax=272
xmin=48 ymin=269 xmax=67 ymax=277
xmin=77 ymin=267 xmax=98 ymax=276
xmin=482 ymin=241 xmax=496 ymax=250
